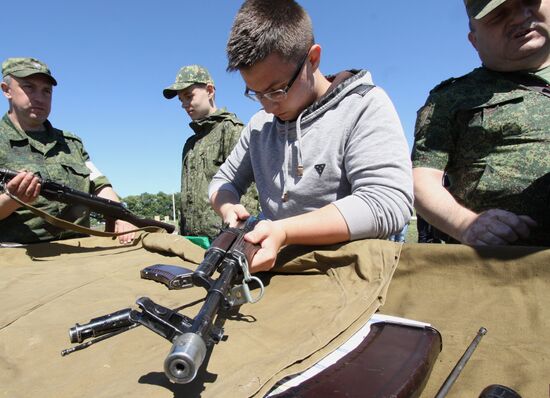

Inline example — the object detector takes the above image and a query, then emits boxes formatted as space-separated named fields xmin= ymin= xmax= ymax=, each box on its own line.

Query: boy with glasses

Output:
xmin=209 ymin=0 xmax=413 ymax=272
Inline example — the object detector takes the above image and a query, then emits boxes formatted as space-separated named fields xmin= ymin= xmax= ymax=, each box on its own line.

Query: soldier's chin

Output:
xmin=28 ymin=114 xmax=48 ymax=124
xmin=31 ymin=113 xmax=46 ymax=118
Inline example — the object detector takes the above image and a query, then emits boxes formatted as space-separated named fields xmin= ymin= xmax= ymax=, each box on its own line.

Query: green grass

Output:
xmin=405 ymin=217 xmax=418 ymax=244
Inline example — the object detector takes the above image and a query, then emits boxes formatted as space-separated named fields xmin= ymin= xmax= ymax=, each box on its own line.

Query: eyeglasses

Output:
xmin=244 ymin=52 xmax=309 ymax=103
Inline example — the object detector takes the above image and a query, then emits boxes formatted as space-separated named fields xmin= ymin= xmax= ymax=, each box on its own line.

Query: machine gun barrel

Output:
xmin=163 ymin=218 xmax=260 ymax=384
xmin=164 ymin=258 xmax=238 ymax=383
xmin=63 ymin=217 xmax=264 ymax=385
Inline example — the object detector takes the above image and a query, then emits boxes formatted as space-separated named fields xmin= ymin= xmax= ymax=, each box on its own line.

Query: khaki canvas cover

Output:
xmin=381 ymin=243 xmax=550 ymax=398
xmin=0 ymin=233 xmax=400 ymax=398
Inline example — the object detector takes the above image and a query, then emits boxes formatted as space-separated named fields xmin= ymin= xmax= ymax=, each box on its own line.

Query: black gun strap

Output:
xmin=6 ymin=192 xmax=163 ymax=238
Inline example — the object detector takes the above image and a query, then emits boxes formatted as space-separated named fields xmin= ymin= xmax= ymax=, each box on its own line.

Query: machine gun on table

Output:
xmin=62 ymin=217 xmax=264 ymax=384
xmin=0 ymin=168 xmax=175 ymax=233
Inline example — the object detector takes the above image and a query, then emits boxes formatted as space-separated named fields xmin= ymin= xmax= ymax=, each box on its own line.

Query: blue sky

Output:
xmin=2 ymin=1 xmax=479 ymax=197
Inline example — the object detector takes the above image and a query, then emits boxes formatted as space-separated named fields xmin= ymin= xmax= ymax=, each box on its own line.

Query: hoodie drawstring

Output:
xmin=282 ymin=122 xmax=289 ymax=202
xmin=281 ymin=111 xmax=305 ymax=202
xmin=295 ymin=111 xmax=305 ymax=177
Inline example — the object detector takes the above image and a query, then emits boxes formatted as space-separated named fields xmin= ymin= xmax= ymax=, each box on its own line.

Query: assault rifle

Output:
xmin=0 ymin=168 xmax=174 ymax=233
xmin=62 ymin=217 xmax=265 ymax=384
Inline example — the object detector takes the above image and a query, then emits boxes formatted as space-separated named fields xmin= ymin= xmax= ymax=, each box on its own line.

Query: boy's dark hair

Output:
xmin=226 ymin=0 xmax=314 ymax=71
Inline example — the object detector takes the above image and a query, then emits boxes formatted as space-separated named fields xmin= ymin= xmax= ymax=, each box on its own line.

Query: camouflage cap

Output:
xmin=464 ymin=0 xmax=508 ymax=19
xmin=1 ymin=57 xmax=57 ymax=86
xmin=163 ymin=65 xmax=214 ymax=99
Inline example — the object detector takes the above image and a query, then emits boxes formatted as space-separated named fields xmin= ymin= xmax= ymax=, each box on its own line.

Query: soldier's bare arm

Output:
xmin=414 ymin=167 xmax=537 ymax=245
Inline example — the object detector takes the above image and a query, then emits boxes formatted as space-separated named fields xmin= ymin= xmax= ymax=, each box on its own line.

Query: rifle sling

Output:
xmin=6 ymin=192 xmax=164 ymax=238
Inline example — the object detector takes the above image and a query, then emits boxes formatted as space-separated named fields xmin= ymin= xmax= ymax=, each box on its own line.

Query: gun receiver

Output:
xmin=63 ymin=217 xmax=264 ymax=384
xmin=0 ymin=168 xmax=175 ymax=233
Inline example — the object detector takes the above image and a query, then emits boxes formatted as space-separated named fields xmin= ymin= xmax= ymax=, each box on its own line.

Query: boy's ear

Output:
xmin=308 ymin=44 xmax=322 ymax=71
xmin=206 ymin=83 xmax=216 ymax=98
xmin=1 ymin=81 xmax=11 ymax=99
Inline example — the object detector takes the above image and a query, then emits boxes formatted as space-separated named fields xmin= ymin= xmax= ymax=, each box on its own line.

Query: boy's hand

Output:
xmin=244 ymin=220 xmax=287 ymax=273
xmin=114 ymin=219 xmax=136 ymax=244
xmin=221 ymin=203 xmax=250 ymax=227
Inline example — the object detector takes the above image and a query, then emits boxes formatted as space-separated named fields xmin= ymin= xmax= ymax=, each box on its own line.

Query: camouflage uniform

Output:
xmin=412 ymin=67 xmax=550 ymax=246
xmin=181 ymin=109 xmax=260 ymax=238
xmin=0 ymin=114 xmax=111 ymax=243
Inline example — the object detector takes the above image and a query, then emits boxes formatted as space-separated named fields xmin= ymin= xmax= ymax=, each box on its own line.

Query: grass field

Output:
xmin=405 ymin=217 xmax=418 ymax=243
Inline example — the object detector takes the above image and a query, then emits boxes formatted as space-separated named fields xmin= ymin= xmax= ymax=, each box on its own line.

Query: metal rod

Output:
xmin=435 ymin=327 xmax=487 ymax=398
xmin=61 ymin=324 xmax=139 ymax=356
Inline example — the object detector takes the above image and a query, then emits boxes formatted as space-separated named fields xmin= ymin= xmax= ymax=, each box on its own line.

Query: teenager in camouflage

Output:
xmin=0 ymin=57 xmax=135 ymax=244
xmin=412 ymin=0 xmax=550 ymax=246
xmin=163 ymin=65 xmax=259 ymax=239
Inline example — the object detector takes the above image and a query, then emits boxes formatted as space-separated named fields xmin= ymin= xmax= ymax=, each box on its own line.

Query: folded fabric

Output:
xmin=0 ymin=233 xmax=401 ymax=398
xmin=381 ymin=243 xmax=550 ymax=398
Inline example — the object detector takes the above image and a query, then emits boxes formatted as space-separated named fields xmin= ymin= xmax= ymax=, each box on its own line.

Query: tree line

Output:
xmin=123 ymin=192 xmax=180 ymax=220
xmin=91 ymin=192 xmax=180 ymax=228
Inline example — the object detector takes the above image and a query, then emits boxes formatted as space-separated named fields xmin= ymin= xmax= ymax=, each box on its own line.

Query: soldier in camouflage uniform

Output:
xmin=163 ymin=65 xmax=260 ymax=239
xmin=412 ymin=0 xmax=550 ymax=246
xmin=0 ymin=57 xmax=135 ymax=244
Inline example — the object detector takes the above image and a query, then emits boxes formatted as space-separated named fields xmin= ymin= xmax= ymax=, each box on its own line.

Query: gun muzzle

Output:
xmin=164 ymin=332 xmax=207 ymax=384
xmin=68 ymin=308 xmax=133 ymax=343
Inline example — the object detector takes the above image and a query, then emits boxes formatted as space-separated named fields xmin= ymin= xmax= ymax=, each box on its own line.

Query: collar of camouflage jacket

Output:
xmin=535 ymin=65 xmax=550 ymax=84
xmin=189 ymin=107 xmax=242 ymax=136
xmin=1 ymin=113 xmax=59 ymax=153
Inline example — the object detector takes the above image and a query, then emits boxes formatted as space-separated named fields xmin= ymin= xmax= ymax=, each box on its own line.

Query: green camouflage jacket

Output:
xmin=180 ymin=108 xmax=260 ymax=238
xmin=412 ymin=67 xmax=550 ymax=246
xmin=0 ymin=114 xmax=110 ymax=243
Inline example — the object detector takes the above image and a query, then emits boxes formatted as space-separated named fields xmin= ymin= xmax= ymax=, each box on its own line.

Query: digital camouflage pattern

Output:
xmin=163 ymin=65 xmax=214 ymax=99
xmin=412 ymin=67 xmax=550 ymax=246
xmin=181 ymin=108 xmax=260 ymax=238
xmin=2 ymin=57 xmax=57 ymax=86
xmin=463 ymin=0 xmax=508 ymax=19
xmin=0 ymin=114 xmax=110 ymax=243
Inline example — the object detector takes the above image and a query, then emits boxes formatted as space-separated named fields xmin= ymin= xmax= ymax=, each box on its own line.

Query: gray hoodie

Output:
xmin=209 ymin=70 xmax=413 ymax=239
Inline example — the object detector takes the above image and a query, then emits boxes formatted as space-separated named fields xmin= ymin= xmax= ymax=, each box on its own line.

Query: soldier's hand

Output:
xmin=6 ymin=171 xmax=41 ymax=204
xmin=244 ymin=219 xmax=287 ymax=273
xmin=222 ymin=204 xmax=250 ymax=227
xmin=460 ymin=209 xmax=537 ymax=245
xmin=114 ymin=220 xmax=136 ymax=244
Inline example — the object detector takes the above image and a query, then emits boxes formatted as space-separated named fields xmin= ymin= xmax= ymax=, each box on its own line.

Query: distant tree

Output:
xmin=89 ymin=192 xmax=179 ymax=229
xmin=123 ymin=192 xmax=180 ymax=222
